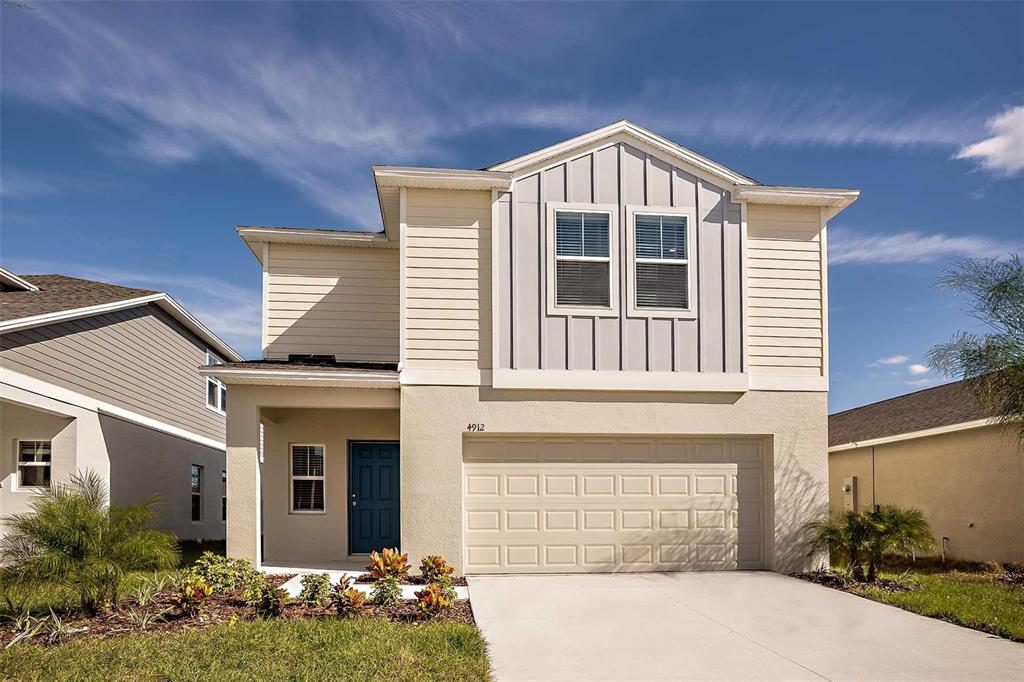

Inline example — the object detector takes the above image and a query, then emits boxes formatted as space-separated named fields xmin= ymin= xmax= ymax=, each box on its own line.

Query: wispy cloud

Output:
xmin=1 ymin=169 xmax=59 ymax=199
xmin=5 ymin=258 xmax=260 ymax=357
xmin=956 ymin=105 xmax=1024 ymax=176
xmin=829 ymin=228 xmax=1019 ymax=265
xmin=908 ymin=364 xmax=929 ymax=375
xmin=869 ymin=354 xmax=908 ymax=367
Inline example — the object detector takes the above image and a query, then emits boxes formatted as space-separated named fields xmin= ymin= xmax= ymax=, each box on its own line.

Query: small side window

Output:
xmin=191 ymin=464 xmax=203 ymax=522
xmin=17 ymin=441 xmax=51 ymax=488
xmin=205 ymin=352 xmax=227 ymax=414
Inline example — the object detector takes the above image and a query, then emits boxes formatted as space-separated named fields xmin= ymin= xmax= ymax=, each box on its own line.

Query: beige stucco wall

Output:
xmin=401 ymin=386 xmax=828 ymax=573
xmin=829 ymin=425 xmax=1024 ymax=562
xmin=261 ymin=407 xmax=399 ymax=566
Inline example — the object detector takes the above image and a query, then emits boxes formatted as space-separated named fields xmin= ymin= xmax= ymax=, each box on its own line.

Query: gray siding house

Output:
xmin=0 ymin=267 xmax=242 ymax=540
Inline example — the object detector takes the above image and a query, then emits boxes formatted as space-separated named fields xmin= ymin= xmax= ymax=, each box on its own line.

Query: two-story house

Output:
xmin=205 ymin=121 xmax=858 ymax=573
xmin=1 ymin=268 xmax=242 ymax=540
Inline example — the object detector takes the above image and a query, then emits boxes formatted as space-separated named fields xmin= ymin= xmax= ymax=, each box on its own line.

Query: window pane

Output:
xmin=556 ymin=260 xmax=610 ymax=307
xmin=221 ymin=470 xmax=226 ymax=495
xmin=220 ymin=385 xmax=227 ymax=412
xmin=222 ymin=497 xmax=227 ymax=522
xmin=555 ymin=211 xmax=583 ymax=257
xmin=661 ymin=216 xmax=687 ymax=260
xmin=635 ymin=214 xmax=662 ymax=259
xmin=293 ymin=480 xmax=325 ymax=511
xmin=207 ymin=380 xmax=218 ymax=408
xmin=18 ymin=441 xmax=51 ymax=463
xmin=191 ymin=465 xmax=202 ymax=494
xmin=582 ymin=213 xmax=610 ymax=258
xmin=19 ymin=465 xmax=49 ymax=487
xmin=636 ymin=262 xmax=688 ymax=309
xmin=191 ymin=494 xmax=201 ymax=522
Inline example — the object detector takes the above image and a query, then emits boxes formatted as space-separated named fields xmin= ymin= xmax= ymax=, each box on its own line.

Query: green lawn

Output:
xmin=849 ymin=564 xmax=1024 ymax=642
xmin=0 ymin=617 xmax=492 ymax=681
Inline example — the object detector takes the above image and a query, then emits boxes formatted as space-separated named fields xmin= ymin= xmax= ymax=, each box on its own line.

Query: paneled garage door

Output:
xmin=463 ymin=436 xmax=767 ymax=574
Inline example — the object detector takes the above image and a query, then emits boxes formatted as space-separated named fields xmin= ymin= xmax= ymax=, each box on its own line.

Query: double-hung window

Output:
xmin=17 ymin=440 xmax=51 ymax=489
xmin=627 ymin=206 xmax=696 ymax=318
xmin=291 ymin=444 xmax=325 ymax=513
xmin=191 ymin=464 xmax=203 ymax=522
xmin=546 ymin=202 xmax=618 ymax=316
xmin=206 ymin=352 xmax=227 ymax=414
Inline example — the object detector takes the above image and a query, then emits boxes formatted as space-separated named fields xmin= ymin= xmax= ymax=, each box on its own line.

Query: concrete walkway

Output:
xmin=468 ymin=572 xmax=1024 ymax=681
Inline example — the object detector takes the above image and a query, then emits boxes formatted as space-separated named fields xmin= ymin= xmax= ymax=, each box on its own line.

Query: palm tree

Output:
xmin=805 ymin=510 xmax=871 ymax=581
xmin=0 ymin=470 xmax=179 ymax=612
xmin=863 ymin=506 xmax=935 ymax=582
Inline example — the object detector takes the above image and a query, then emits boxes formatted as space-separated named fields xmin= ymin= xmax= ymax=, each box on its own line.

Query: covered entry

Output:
xmin=463 ymin=436 xmax=768 ymax=574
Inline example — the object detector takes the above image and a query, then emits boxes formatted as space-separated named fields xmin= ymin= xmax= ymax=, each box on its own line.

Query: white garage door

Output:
xmin=463 ymin=436 xmax=767 ymax=574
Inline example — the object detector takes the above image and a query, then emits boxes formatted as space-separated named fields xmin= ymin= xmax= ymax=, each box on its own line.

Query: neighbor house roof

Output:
xmin=0 ymin=272 xmax=242 ymax=362
xmin=829 ymin=379 xmax=994 ymax=450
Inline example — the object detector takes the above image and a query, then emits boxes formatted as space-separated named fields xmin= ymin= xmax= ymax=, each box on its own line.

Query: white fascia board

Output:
xmin=828 ymin=418 xmax=996 ymax=452
xmin=373 ymin=166 xmax=512 ymax=191
xmin=0 ymin=267 xmax=39 ymax=291
xmin=734 ymin=186 xmax=860 ymax=220
xmin=237 ymin=227 xmax=394 ymax=264
xmin=200 ymin=367 xmax=399 ymax=388
xmin=1 ymin=367 xmax=226 ymax=450
xmin=491 ymin=369 xmax=748 ymax=392
xmin=488 ymin=120 xmax=757 ymax=187
xmin=0 ymin=294 xmax=242 ymax=363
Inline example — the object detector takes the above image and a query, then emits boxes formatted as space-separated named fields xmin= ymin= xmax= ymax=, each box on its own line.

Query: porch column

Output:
xmin=226 ymin=386 xmax=261 ymax=563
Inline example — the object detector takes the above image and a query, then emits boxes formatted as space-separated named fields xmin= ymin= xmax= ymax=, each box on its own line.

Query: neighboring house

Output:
xmin=0 ymin=268 xmax=243 ymax=541
xmin=205 ymin=120 xmax=859 ymax=574
xmin=829 ymin=380 xmax=1023 ymax=563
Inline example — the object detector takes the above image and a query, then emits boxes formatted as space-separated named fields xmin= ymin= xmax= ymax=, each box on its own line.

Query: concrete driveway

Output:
xmin=468 ymin=572 xmax=1024 ymax=681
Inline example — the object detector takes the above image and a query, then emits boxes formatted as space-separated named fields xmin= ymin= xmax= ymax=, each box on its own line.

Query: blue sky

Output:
xmin=2 ymin=1 xmax=1022 ymax=412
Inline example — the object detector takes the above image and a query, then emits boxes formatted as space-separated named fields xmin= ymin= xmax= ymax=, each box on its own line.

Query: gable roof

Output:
xmin=487 ymin=119 xmax=760 ymax=187
xmin=829 ymin=379 xmax=994 ymax=449
xmin=0 ymin=273 xmax=242 ymax=362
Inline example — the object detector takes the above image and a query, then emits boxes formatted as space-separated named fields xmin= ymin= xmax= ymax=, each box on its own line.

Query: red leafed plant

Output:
xmin=419 ymin=555 xmax=454 ymax=583
xmin=414 ymin=582 xmax=453 ymax=615
xmin=366 ymin=548 xmax=410 ymax=580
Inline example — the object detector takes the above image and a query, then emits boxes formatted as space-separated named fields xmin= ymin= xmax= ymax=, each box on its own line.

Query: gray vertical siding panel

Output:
xmin=497 ymin=141 xmax=743 ymax=377
xmin=514 ymin=174 xmax=540 ymax=369
xmin=497 ymin=192 xmax=513 ymax=369
xmin=698 ymin=180 xmax=725 ymax=373
xmin=594 ymin=145 xmax=621 ymax=370
xmin=724 ymin=197 xmax=743 ymax=373
xmin=543 ymin=164 xmax=567 ymax=370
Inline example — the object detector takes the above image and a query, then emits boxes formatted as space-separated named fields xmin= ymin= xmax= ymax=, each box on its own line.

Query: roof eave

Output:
xmin=199 ymin=366 xmax=400 ymax=388
xmin=237 ymin=226 xmax=394 ymax=265
xmin=828 ymin=417 xmax=996 ymax=452
xmin=0 ymin=267 xmax=40 ymax=292
xmin=734 ymin=186 xmax=860 ymax=220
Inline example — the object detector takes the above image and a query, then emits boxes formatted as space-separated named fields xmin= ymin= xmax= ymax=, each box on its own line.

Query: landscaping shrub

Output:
xmin=242 ymin=573 xmax=289 ymax=617
xmin=805 ymin=505 xmax=935 ymax=582
xmin=367 ymin=548 xmax=410 ymax=580
xmin=370 ymin=575 xmax=401 ymax=606
xmin=172 ymin=576 xmax=212 ymax=617
xmin=298 ymin=573 xmax=332 ymax=607
xmin=331 ymin=577 xmax=367 ymax=617
xmin=419 ymin=555 xmax=454 ymax=583
xmin=0 ymin=470 xmax=179 ymax=612
xmin=189 ymin=552 xmax=257 ymax=594
xmin=415 ymin=583 xmax=452 ymax=616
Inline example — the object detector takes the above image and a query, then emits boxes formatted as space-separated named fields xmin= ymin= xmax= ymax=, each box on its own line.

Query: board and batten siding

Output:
xmin=496 ymin=142 xmax=742 ymax=374
xmin=404 ymin=188 xmax=492 ymax=369
xmin=746 ymin=204 xmax=825 ymax=377
xmin=264 ymin=243 xmax=399 ymax=363
xmin=0 ymin=305 xmax=225 ymax=443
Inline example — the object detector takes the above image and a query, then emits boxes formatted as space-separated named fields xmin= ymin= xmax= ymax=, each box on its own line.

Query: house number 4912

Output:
xmin=465 ymin=423 xmax=486 ymax=432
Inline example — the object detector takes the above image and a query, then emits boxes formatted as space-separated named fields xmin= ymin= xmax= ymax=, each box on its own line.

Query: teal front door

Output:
xmin=348 ymin=442 xmax=400 ymax=554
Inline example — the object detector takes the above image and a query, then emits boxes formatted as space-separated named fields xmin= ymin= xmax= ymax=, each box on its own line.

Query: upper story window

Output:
xmin=545 ymin=202 xmax=619 ymax=317
xmin=206 ymin=351 xmax=227 ymax=414
xmin=626 ymin=206 xmax=696 ymax=319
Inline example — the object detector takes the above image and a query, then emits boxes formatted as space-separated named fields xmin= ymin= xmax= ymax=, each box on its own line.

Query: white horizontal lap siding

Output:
xmin=746 ymin=205 xmax=825 ymax=377
xmin=404 ymin=188 xmax=492 ymax=369
xmin=265 ymin=243 xmax=399 ymax=362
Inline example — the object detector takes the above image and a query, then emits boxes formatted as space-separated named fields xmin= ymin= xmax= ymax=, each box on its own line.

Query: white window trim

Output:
xmin=625 ymin=205 xmax=697 ymax=319
xmin=289 ymin=443 xmax=326 ymax=515
xmin=14 ymin=439 xmax=52 ymax=492
xmin=191 ymin=464 xmax=203 ymax=523
xmin=205 ymin=351 xmax=227 ymax=415
xmin=545 ymin=201 xmax=619 ymax=317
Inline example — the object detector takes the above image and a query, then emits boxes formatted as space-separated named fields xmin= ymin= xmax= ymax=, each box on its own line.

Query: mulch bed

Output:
xmin=353 ymin=574 xmax=469 ymax=586
xmin=0 ymin=574 xmax=476 ymax=647
xmin=791 ymin=570 xmax=922 ymax=594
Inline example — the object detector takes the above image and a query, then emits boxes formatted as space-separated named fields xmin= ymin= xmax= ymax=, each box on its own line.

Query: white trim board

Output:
xmin=200 ymin=367 xmax=399 ymax=388
xmin=491 ymin=369 xmax=748 ymax=392
xmin=0 ymin=294 xmax=242 ymax=363
xmin=829 ymin=418 xmax=996 ymax=452
xmin=1 ymin=367 xmax=226 ymax=450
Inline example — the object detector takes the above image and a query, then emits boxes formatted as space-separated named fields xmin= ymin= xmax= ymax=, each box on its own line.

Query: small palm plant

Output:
xmin=0 ymin=470 xmax=179 ymax=612
xmin=805 ymin=510 xmax=871 ymax=581
xmin=862 ymin=506 xmax=935 ymax=582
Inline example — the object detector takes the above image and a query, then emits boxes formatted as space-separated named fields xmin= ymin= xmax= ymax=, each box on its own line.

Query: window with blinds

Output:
xmin=554 ymin=210 xmax=611 ymax=308
xmin=633 ymin=213 xmax=690 ymax=310
xmin=291 ymin=444 xmax=325 ymax=512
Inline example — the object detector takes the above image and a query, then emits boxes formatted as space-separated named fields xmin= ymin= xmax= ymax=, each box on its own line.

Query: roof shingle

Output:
xmin=829 ymin=379 xmax=992 ymax=448
xmin=0 ymin=275 xmax=158 ymax=323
